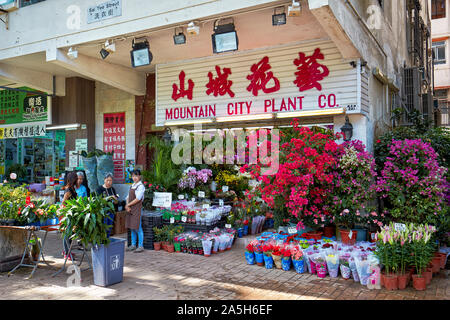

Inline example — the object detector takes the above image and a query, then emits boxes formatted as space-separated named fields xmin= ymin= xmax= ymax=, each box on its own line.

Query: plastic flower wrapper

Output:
xmin=226 ymin=233 xmax=234 ymax=249
xmin=218 ymin=234 xmax=229 ymax=251
xmin=349 ymin=256 xmax=360 ymax=282
xmin=312 ymin=253 xmax=328 ymax=278
xmin=367 ymin=254 xmax=381 ymax=290
xmin=212 ymin=235 xmax=220 ymax=253
xmin=354 ymin=252 xmax=371 ymax=285
xmin=325 ymin=250 xmax=340 ymax=278
xmin=339 ymin=253 xmax=352 ymax=279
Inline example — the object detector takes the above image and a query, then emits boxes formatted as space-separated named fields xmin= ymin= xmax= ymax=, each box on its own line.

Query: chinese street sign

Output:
xmin=103 ymin=112 xmax=125 ymax=182
xmin=0 ymin=87 xmax=51 ymax=126
xmin=87 ymin=0 xmax=122 ymax=24
xmin=0 ymin=123 xmax=46 ymax=139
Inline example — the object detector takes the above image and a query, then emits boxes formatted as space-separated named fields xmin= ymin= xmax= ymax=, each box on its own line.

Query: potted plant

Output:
xmin=291 ymin=246 xmax=305 ymax=274
xmin=153 ymin=227 xmax=163 ymax=251
xmin=280 ymin=246 xmax=292 ymax=271
xmin=271 ymin=245 xmax=282 ymax=269
xmin=262 ymin=243 xmax=274 ymax=269
xmin=245 ymin=242 xmax=256 ymax=265
xmin=166 ymin=228 xmax=176 ymax=253
xmin=252 ymin=241 xmax=264 ymax=266
xmin=339 ymin=254 xmax=352 ymax=280
xmin=374 ymin=225 xmax=398 ymax=290
xmin=59 ymin=195 xmax=124 ymax=287
xmin=334 ymin=209 xmax=360 ymax=245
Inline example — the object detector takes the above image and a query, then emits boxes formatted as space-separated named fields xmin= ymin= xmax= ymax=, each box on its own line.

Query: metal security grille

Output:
xmin=404 ymin=67 xmax=421 ymax=113
xmin=437 ymin=100 xmax=450 ymax=127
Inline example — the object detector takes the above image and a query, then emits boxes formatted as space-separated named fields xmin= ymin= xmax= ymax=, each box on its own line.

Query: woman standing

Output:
xmin=125 ymin=169 xmax=145 ymax=253
xmin=75 ymin=172 xmax=89 ymax=198
xmin=96 ymin=173 xmax=119 ymax=237
xmin=61 ymin=172 xmax=78 ymax=260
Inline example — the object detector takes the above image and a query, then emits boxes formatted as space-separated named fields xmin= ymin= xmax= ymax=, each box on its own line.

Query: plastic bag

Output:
xmin=367 ymin=263 xmax=381 ymax=290
xmin=339 ymin=253 xmax=352 ymax=279
xmin=312 ymin=254 xmax=328 ymax=278
xmin=349 ymin=257 xmax=360 ymax=282
xmin=202 ymin=239 xmax=212 ymax=256
xmin=96 ymin=154 xmax=114 ymax=185
xmin=81 ymin=156 xmax=98 ymax=191
xmin=218 ymin=234 xmax=229 ymax=251
xmin=354 ymin=253 xmax=371 ymax=285
xmin=325 ymin=251 xmax=340 ymax=278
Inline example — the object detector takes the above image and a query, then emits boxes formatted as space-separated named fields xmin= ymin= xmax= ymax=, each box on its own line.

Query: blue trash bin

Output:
xmin=91 ymin=237 xmax=125 ymax=287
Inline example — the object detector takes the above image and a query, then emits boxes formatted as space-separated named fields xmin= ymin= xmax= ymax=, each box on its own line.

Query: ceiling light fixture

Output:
xmin=100 ymin=40 xmax=116 ymax=59
xmin=130 ymin=38 xmax=153 ymax=68
xmin=212 ymin=18 xmax=238 ymax=54
xmin=276 ymin=108 xmax=345 ymax=118
xmin=173 ymin=27 xmax=186 ymax=45
xmin=272 ymin=6 xmax=286 ymax=26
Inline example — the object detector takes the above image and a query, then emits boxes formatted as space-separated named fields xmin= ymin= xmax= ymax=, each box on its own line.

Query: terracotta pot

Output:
xmin=340 ymin=229 xmax=358 ymax=245
xmin=434 ymin=252 xmax=446 ymax=269
xmin=256 ymin=262 xmax=264 ymax=266
xmin=380 ymin=273 xmax=384 ymax=287
xmin=397 ymin=273 xmax=409 ymax=290
xmin=423 ymin=269 xmax=432 ymax=285
xmin=431 ymin=257 xmax=441 ymax=274
xmin=304 ymin=231 xmax=323 ymax=240
xmin=153 ymin=242 xmax=161 ymax=251
xmin=383 ymin=274 xmax=398 ymax=290
xmin=368 ymin=232 xmax=378 ymax=243
xmin=323 ymin=226 xmax=335 ymax=238
xmin=166 ymin=244 xmax=175 ymax=253
xmin=412 ymin=274 xmax=427 ymax=291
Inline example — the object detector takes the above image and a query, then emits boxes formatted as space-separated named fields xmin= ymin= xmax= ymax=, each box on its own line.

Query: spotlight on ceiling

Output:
xmin=100 ymin=40 xmax=115 ymax=60
xmin=288 ymin=0 xmax=301 ymax=17
xmin=67 ymin=47 xmax=78 ymax=59
xmin=212 ymin=19 xmax=238 ymax=54
xmin=272 ymin=6 xmax=286 ymax=26
xmin=186 ymin=21 xmax=200 ymax=35
xmin=173 ymin=27 xmax=186 ymax=45
xmin=130 ymin=38 xmax=153 ymax=68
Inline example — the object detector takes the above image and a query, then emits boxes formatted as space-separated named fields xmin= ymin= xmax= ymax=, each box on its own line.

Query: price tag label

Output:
xmin=222 ymin=186 xmax=229 ymax=192
xmin=225 ymin=224 xmax=232 ymax=229
xmin=219 ymin=199 xmax=224 ymax=207
xmin=170 ymin=217 xmax=175 ymax=224
xmin=198 ymin=191 xmax=205 ymax=198
xmin=191 ymin=197 xmax=195 ymax=202
xmin=348 ymin=230 xmax=353 ymax=239
xmin=288 ymin=227 xmax=297 ymax=234
xmin=178 ymin=194 xmax=184 ymax=200
xmin=394 ymin=223 xmax=406 ymax=232
xmin=181 ymin=216 xmax=187 ymax=223
xmin=202 ymin=203 xmax=210 ymax=209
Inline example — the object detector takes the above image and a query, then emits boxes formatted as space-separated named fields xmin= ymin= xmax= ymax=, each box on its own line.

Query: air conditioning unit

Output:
xmin=0 ymin=0 xmax=19 ymax=12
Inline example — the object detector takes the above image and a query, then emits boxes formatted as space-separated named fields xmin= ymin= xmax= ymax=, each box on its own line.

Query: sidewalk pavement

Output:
xmin=0 ymin=230 xmax=449 ymax=300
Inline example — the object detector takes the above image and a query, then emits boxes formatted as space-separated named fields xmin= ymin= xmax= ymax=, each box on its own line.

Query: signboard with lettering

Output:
xmin=152 ymin=192 xmax=172 ymax=208
xmin=0 ymin=123 xmax=46 ymax=139
xmin=103 ymin=112 xmax=125 ymax=182
xmin=87 ymin=0 xmax=122 ymax=24
xmin=0 ymin=87 xmax=51 ymax=126
xmin=156 ymin=40 xmax=367 ymax=126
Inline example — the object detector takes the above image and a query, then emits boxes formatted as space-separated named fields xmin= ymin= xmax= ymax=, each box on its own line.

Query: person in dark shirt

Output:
xmin=61 ymin=172 xmax=78 ymax=260
xmin=95 ymin=173 xmax=119 ymax=236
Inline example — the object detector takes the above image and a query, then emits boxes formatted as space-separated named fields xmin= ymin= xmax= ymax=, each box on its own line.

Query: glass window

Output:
xmin=20 ymin=0 xmax=46 ymax=8
xmin=432 ymin=41 xmax=446 ymax=65
xmin=431 ymin=0 xmax=446 ymax=19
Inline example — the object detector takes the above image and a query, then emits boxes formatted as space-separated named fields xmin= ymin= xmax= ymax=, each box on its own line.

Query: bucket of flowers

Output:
xmin=271 ymin=245 xmax=282 ymax=269
xmin=280 ymin=246 xmax=292 ymax=271
xmin=291 ymin=246 xmax=305 ymax=273
xmin=313 ymin=255 xmax=328 ymax=278
xmin=245 ymin=242 xmax=256 ymax=265
xmin=262 ymin=243 xmax=274 ymax=269
xmin=253 ymin=241 xmax=264 ymax=266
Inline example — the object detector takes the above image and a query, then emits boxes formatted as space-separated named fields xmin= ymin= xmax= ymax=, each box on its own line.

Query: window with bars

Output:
xmin=431 ymin=0 xmax=446 ymax=19
xmin=432 ymin=40 xmax=447 ymax=65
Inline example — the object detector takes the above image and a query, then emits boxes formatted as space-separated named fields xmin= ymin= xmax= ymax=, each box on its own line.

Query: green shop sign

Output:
xmin=0 ymin=87 xmax=51 ymax=126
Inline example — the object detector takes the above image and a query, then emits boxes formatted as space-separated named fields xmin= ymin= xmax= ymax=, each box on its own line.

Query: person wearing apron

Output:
xmin=125 ymin=169 xmax=145 ymax=252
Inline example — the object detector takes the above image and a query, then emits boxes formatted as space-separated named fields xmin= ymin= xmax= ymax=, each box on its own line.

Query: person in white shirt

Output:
xmin=125 ymin=169 xmax=146 ymax=252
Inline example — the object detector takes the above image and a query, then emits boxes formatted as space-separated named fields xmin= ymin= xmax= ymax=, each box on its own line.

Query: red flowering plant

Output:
xmin=240 ymin=120 xmax=343 ymax=231
xmin=280 ymin=246 xmax=291 ymax=260
xmin=271 ymin=245 xmax=282 ymax=256
xmin=262 ymin=243 xmax=273 ymax=256
xmin=332 ymin=140 xmax=377 ymax=230
xmin=245 ymin=242 xmax=254 ymax=253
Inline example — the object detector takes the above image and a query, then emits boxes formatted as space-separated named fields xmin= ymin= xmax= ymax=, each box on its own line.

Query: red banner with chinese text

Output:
xmin=103 ymin=112 xmax=125 ymax=183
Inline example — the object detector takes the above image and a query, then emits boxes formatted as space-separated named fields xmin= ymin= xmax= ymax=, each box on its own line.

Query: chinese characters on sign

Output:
xmin=161 ymin=48 xmax=340 ymax=124
xmin=103 ymin=112 xmax=125 ymax=182
xmin=87 ymin=0 xmax=122 ymax=24
xmin=0 ymin=88 xmax=49 ymax=125
xmin=0 ymin=123 xmax=46 ymax=139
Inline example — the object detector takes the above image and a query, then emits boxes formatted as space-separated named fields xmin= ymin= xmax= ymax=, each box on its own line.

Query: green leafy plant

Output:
xmin=58 ymin=195 xmax=115 ymax=247
xmin=141 ymin=135 xmax=181 ymax=193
